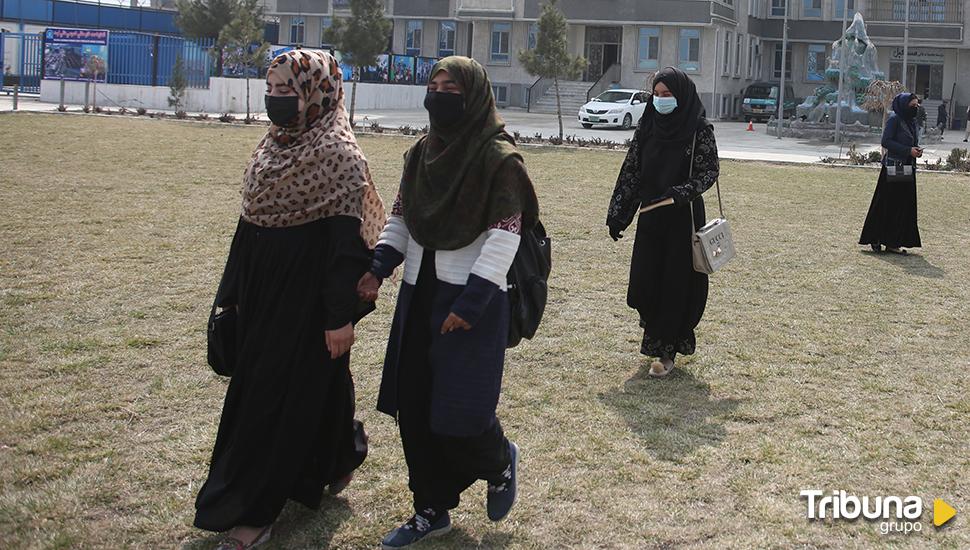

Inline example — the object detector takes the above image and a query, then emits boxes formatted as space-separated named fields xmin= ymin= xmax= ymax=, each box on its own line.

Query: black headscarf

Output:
xmin=891 ymin=92 xmax=918 ymax=144
xmin=637 ymin=67 xmax=712 ymax=202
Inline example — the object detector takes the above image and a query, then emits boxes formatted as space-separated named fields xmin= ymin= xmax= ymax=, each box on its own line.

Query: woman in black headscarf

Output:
xmin=859 ymin=92 xmax=922 ymax=254
xmin=607 ymin=67 xmax=720 ymax=378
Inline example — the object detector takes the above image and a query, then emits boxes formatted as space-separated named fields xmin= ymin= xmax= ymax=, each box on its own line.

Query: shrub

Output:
xmin=56 ymin=105 xmax=67 ymax=112
xmin=218 ymin=113 xmax=236 ymax=123
xmin=175 ymin=110 xmax=189 ymax=120
xmin=93 ymin=106 xmax=103 ymax=113
xmin=867 ymin=150 xmax=882 ymax=164
xmin=369 ymin=121 xmax=384 ymax=133
xmin=196 ymin=112 xmax=210 ymax=121
xmin=945 ymin=148 xmax=970 ymax=172
xmin=136 ymin=107 xmax=147 ymax=116
xmin=82 ymin=106 xmax=90 ymax=113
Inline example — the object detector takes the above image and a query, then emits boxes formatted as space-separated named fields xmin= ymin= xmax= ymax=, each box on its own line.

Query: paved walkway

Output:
xmin=4 ymin=95 xmax=969 ymax=165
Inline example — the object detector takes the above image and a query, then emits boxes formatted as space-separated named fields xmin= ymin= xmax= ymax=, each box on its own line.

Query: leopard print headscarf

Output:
xmin=241 ymin=49 xmax=385 ymax=248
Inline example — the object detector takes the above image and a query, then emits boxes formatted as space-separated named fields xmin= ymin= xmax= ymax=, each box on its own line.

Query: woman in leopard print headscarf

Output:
xmin=195 ymin=50 xmax=382 ymax=548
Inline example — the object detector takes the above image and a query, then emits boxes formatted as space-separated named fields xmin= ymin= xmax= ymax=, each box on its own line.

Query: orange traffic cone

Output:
xmin=746 ymin=120 xmax=755 ymax=132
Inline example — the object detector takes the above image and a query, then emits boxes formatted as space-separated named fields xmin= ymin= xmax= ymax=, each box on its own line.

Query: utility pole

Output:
xmin=834 ymin=0 xmax=850 ymax=147
xmin=777 ymin=0 xmax=788 ymax=139
xmin=902 ymin=0 xmax=911 ymax=90
xmin=713 ymin=26 xmax=720 ymax=120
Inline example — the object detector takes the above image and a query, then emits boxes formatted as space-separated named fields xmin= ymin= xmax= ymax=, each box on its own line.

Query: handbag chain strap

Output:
xmin=688 ymin=131 xmax=725 ymax=235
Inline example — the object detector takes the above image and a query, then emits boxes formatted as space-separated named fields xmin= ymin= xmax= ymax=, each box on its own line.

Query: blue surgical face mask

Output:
xmin=653 ymin=95 xmax=678 ymax=115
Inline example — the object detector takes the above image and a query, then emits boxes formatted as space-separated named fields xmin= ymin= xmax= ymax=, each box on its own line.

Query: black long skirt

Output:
xmin=859 ymin=167 xmax=922 ymax=249
xmin=194 ymin=218 xmax=368 ymax=532
xmin=627 ymin=200 xmax=709 ymax=359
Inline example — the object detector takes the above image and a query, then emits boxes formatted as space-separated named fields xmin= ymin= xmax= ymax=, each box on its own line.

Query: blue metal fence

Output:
xmin=108 ymin=32 xmax=213 ymax=88
xmin=1 ymin=32 xmax=43 ymax=93
xmin=1 ymin=0 xmax=181 ymax=35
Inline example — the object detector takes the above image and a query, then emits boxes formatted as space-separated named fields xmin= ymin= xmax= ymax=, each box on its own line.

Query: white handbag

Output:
xmin=688 ymin=133 xmax=735 ymax=274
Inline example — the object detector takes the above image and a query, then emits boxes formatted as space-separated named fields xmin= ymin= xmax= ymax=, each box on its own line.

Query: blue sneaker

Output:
xmin=486 ymin=441 xmax=519 ymax=521
xmin=381 ymin=509 xmax=451 ymax=549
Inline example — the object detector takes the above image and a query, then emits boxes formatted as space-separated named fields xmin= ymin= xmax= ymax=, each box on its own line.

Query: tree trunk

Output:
xmin=350 ymin=70 xmax=359 ymax=126
xmin=554 ymin=75 xmax=563 ymax=141
xmin=245 ymin=74 xmax=251 ymax=120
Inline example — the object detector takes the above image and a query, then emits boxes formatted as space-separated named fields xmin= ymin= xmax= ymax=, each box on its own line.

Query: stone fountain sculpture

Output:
xmin=796 ymin=13 xmax=885 ymax=126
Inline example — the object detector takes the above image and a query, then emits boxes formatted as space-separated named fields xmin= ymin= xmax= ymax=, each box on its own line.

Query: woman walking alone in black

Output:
xmin=859 ymin=92 xmax=922 ymax=254
xmin=607 ymin=67 xmax=720 ymax=378
xmin=356 ymin=57 xmax=539 ymax=549
xmin=194 ymin=50 xmax=385 ymax=549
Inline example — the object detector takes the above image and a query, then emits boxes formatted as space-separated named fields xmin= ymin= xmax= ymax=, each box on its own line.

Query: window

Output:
xmin=806 ymin=44 xmax=827 ymax=81
xmin=771 ymin=0 xmax=786 ymax=16
xmin=289 ymin=17 xmax=305 ymax=45
xmin=438 ymin=21 xmax=456 ymax=57
xmin=722 ymin=31 xmax=732 ymax=75
xmin=321 ymin=17 xmax=333 ymax=48
xmin=735 ymin=33 xmax=743 ymax=75
xmin=803 ymin=0 xmax=821 ymax=17
xmin=748 ymin=36 xmax=758 ymax=78
xmin=678 ymin=28 xmax=701 ymax=72
xmin=490 ymin=22 xmax=511 ymax=64
xmin=773 ymin=43 xmax=792 ymax=79
xmin=406 ymin=20 xmax=423 ymax=56
xmin=834 ymin=0 xmax=855 ymax=19
xmin=637 ymin=27 xmax=660 ymax=70
xmin=528 ymin=23 xmax=538 ymax=50
xmin=492 ymin=84 xmax=508 ymax=104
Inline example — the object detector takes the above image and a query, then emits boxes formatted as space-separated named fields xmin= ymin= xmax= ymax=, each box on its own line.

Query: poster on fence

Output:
xmin=358 ymin=54 xmax=389 ymax=83
xmin=389 ymin=55 xmax=414 ymax=85
xmin=415 ymin=57 xmax=436 ymax=85
xmin=43 ymin=28 xmax=109 ymax=82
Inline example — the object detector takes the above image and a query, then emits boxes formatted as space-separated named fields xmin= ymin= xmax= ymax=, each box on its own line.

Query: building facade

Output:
xmin=210 ymin=0 xmax=970 ymax=119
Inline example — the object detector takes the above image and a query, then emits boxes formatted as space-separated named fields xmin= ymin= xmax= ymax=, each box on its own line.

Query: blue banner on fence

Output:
xmin=43 ymin=27 xmax=108 ymax=82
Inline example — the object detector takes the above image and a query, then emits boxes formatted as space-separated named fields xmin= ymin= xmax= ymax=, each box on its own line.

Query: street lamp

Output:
xmin=777 ymin=0 xmax=789 ymax=139
xmin=834 ymin=0 xmax=851 ymax=148
xmin=902 ymin=0 xmax=911 ymax=90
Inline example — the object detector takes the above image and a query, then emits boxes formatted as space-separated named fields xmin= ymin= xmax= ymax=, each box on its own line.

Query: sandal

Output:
xmin=648 ymin=359 xmax=675 ymax=378
xmin=214 ymin=525 xmax=272 ymax=550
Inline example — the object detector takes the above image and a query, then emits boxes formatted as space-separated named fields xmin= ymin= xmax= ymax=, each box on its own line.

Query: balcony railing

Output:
xmin=866 ymin=0 xmax=963 ymax=24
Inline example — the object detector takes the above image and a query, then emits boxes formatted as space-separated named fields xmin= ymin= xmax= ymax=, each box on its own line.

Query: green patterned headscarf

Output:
xmin=401 ymin=56 xmax=537 ymax=250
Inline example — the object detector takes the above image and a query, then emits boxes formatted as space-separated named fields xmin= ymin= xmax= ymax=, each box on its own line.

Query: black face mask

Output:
xmin=265 ymin=95 xmax=300 ymax=126
xmin=424 ymin=92 xmax=465 ymax=129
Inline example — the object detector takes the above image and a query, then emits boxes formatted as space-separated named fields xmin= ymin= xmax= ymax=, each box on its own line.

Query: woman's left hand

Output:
xmin=440 ymin=313 xmax=472 ymax=334
xmin=325 ymin=323 xmax=355 ymax=359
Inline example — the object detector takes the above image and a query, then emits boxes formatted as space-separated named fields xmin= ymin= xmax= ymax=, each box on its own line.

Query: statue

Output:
xmin=796 ymin=13 xmax=884 ymax=126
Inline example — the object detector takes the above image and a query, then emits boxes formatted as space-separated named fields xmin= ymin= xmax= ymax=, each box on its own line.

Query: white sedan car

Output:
xmin=578 ymin=89 xmax=649 ymax=130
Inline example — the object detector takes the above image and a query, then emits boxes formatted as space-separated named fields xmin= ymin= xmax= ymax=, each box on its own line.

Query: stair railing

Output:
xmin=586 ymin=63 xmax=622 ymax=102
xmin=526 ymin=76 xmax=553 ymax=113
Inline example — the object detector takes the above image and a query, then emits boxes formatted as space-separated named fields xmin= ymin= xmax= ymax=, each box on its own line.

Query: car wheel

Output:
xmin=582 ymin=123 xmax=592 ymax=129
xmin=621 ymin=113 xmax=632 ymax=130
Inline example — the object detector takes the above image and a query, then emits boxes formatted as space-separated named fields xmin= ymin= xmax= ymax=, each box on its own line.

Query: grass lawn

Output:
xmin=1 ymin=113 xmax=968 ymax=549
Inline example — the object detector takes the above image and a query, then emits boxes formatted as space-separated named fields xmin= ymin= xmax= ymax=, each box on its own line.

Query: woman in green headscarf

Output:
xmin=357 ymin=57 xmax=539 ymax=549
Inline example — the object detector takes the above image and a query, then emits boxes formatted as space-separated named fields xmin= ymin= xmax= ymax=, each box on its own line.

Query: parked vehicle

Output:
xmin=741 ymin=82 xmax=798 ymax=121
xmin=578 ymin=89 xmax=648 ymax=129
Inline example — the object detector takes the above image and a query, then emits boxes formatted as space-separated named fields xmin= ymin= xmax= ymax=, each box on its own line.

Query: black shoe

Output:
xmin=870 ymin=243 xmax=882 ymax=253
xmin=381 ymin=509 xmax=451 ymax=549
xmin=486 ymin=442 xmax=519 ymax=522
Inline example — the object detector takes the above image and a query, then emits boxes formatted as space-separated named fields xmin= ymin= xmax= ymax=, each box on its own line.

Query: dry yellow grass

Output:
xmin=1 ymin=112 xmax=968 ymax=549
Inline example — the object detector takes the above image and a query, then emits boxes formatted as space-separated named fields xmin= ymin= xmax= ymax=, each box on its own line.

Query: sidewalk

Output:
xmin=4 ymin=95 xmax=968 ymax=165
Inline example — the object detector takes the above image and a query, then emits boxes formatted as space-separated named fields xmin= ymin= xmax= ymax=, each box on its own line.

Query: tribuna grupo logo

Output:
xmin=800 ymin=490 xmax=957 ymax=535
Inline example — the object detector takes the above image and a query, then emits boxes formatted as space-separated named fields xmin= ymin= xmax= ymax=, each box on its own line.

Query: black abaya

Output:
xmin=859 ymin=167 xmax=922 ymax=249
xmin=628 ymin=201 xmax=709 ymax=358
xmin=194 ymin=216 xmax=369 ymax=532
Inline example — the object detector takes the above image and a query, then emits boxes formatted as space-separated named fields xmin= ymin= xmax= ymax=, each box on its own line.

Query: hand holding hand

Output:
xmin=440 ymin=313 xmax=472 ymax=334
xmin=325 ymin=323 xmax=355 ymax=359
xmin=357 ymin=272 xmax=382 ymax=302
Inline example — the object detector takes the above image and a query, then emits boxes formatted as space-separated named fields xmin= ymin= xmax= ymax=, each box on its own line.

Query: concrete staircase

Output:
xmin=531 ymin=80 xmax=591 ymax=115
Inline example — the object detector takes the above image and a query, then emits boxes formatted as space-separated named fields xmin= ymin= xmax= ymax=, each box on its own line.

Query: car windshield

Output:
xmin=746 ymin=85 xmax=779 ymax=99
xmin=594 ymin=91 xmax=632 ymax=103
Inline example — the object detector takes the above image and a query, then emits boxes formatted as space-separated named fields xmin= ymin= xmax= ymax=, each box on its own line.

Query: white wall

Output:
xmin=40 ymin=77 xmax=427 ymax=112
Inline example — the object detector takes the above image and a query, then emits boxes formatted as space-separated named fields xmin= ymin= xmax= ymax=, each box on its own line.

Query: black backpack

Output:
xmin=506 ymin=221 xmax=552 ymax=348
